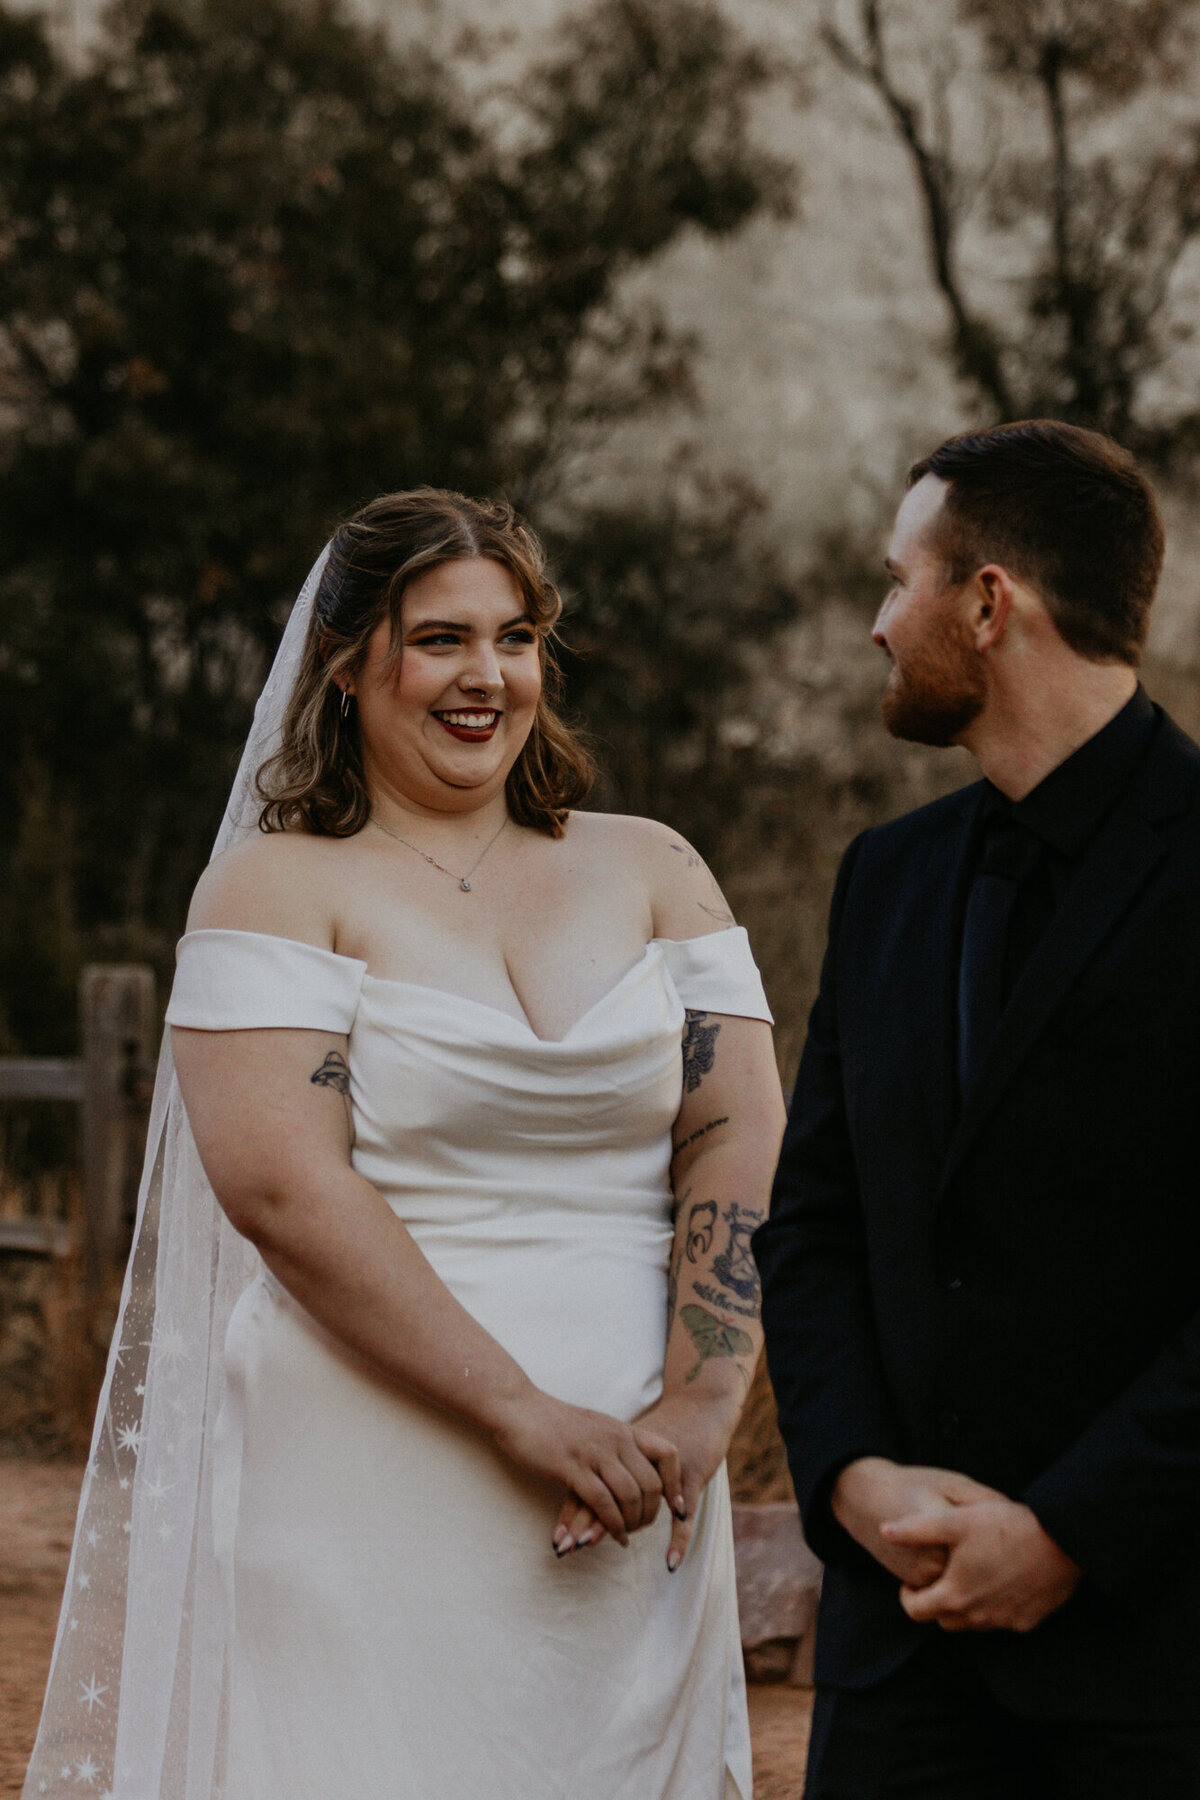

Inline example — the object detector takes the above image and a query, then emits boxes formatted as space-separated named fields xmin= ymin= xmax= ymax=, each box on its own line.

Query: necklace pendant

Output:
xmin=460 ymin=878 xmax=472 ymax=892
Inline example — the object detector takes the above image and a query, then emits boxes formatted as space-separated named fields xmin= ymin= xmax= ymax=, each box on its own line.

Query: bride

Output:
xmin=24 ymin=488 xmax=784 ymax=1800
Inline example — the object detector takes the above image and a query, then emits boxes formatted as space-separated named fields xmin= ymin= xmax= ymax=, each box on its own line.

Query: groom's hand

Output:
xmin=831 ymin=1457 xmax=1001 ymax=1588
xmin=882 ymin=1498 xmax=1081 ymax=1632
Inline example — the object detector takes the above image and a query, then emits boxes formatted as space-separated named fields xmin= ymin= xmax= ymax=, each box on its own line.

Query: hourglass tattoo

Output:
xmin=711 ymin=1204 xmax=759 ymax=1301
xmin=692 ymin=1204 xmax=763 ymax=1322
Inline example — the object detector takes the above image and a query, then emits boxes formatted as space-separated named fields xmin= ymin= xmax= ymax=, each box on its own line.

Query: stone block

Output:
xmin=732 ymin=1501 xmax=823 ymax=1686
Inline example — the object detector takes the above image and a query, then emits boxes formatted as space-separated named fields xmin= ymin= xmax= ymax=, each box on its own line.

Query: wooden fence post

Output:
xmin=81 ymin=965 xmax=157 ymax=1302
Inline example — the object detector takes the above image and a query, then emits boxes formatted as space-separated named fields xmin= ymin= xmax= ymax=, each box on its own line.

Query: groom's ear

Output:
xmin=969 ymin=564 xmax=1016 ymax=652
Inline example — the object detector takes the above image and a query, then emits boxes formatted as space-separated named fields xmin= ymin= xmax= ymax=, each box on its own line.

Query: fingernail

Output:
xmin=555 ymin=1537 xmax=574 ymax=1558
xmin=553 ymin=1525 xmax=568 ymax=1548
xmin=673 ymin=1498 xmax=687 ymax=1519
xmin=576 ymin=1528 xmax=593 ymax=1548
xmin=667 ymin=1550 xmax=682 ymax=1572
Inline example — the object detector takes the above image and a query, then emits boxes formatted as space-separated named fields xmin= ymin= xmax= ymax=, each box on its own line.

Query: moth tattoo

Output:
xmin=680 ymin=1303 xmax=754 ymax=1385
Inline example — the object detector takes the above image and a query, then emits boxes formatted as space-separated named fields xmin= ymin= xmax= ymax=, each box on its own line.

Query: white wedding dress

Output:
xmin=163 ymin=922 xmax=772 ymax=1800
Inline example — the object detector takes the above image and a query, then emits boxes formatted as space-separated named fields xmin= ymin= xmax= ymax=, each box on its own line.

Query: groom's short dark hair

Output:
xmin=908 ymin=419 xmax=1164 ymax=665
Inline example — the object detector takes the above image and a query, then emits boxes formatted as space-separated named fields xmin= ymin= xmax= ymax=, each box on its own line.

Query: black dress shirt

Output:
xmin=964 ymin=684 xmax=1159 ymax=1012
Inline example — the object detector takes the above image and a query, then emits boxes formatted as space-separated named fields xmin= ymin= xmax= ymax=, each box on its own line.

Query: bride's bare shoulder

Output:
xmin=185 ymin=830 xmax=344 ymax=946
xmin=562 ymin=812 xmax=736 ymax=940
xmin=563 ymin=810 xmax=683 ymax=861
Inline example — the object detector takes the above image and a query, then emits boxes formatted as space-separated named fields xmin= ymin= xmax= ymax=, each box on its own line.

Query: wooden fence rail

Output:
xmin=0 ymin=1060 xmax=84 ymax=1102
xmin=0 ymin=965 xmax=157 ymax=1297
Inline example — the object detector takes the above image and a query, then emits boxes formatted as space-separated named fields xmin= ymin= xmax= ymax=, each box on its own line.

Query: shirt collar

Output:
xmin=984 ymin=684 xmax=1158 ymax=855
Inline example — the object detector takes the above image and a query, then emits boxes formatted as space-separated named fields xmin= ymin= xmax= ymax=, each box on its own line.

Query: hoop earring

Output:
xmin=340 ymin=689 xmax=352 ymax=721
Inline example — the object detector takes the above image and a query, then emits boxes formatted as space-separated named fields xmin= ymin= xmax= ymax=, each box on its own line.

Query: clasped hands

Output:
xmin=493 ymin=1386 xmax=731 ymax=1573
xmin=832 ymin=1456 xmax=1081 ymax=1633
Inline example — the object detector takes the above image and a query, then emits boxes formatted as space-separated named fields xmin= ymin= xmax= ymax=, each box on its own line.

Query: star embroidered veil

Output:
xmin=22 ymin=545 xmax=331 ymax=1800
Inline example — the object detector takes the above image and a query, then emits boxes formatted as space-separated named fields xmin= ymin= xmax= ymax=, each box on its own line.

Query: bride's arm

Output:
xmin=554 ymin=1013 xmax=783 ymax=1563
xmin=172 ymin=1016 xmax=681 ymax=1549
xmin=648 ymin=829 xmax=787 ymax=1565
xmin=557 ymin=824 xmax=786 ymax=1565
xmin=647 ymin=1009 xmax=784 ymax=1564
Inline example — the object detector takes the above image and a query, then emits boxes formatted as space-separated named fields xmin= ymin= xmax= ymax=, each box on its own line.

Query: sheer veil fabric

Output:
xmin=22 ymin=547 xmax=331 ymax=1800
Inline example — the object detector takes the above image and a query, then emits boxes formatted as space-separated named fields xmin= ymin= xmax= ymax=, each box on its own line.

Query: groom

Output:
xmin=754 ymin=420 xmax=1200 ymax=1794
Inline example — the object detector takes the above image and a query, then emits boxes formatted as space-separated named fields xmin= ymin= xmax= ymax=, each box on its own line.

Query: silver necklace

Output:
xmin=369 ymin=813 xmax=509 ymax=892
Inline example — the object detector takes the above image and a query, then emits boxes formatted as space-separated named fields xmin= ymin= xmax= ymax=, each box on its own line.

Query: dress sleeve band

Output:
xmin=657 ymin=927 xmax=773 ymax=1023
xmin=166 ymin=929 xmax=366 ymax=1032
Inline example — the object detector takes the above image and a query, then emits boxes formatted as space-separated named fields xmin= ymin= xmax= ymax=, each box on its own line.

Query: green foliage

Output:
xmin=0 ymin=0 xmax=796 ymax=1047
xmin=550 ymin=475 xmax=795 ymax=835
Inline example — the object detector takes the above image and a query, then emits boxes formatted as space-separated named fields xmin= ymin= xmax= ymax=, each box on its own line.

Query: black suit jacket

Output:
xmin=754 ymin=707 xmax=1200 ymax=1721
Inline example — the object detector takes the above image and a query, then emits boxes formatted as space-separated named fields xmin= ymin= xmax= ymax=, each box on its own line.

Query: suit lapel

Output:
xmin=937 ymin=794 xmax=1167 ymax=1196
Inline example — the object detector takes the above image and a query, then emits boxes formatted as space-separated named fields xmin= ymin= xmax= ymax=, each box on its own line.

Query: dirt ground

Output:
xmin=1 ymin=1458 xmax=811 ymax=1799
xmin=747 ymin=1683 xmax=813 ymax=1800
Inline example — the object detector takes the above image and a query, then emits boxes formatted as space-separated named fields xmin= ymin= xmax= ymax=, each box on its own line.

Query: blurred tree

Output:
xmin=0 ymin=756 xmax=81 ymax=1055
xmin=0 ymin=0 xmax=794 ymax=1047
xmin=822 ymin=0 xmax=1200 ymax=454
xmin=550 ymin=472 xmax=796 ymax=830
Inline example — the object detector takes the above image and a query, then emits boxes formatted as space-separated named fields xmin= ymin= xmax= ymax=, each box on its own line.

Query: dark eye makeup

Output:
xmin=407 ymin=623 xmax=538 ymax=648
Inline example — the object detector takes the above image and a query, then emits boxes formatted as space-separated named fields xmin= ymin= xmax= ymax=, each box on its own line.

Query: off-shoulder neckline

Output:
xmin=177 ymin=924 xmax=744 ymax=964
xmin=176 ymin=926 xmax=747 ymax=1046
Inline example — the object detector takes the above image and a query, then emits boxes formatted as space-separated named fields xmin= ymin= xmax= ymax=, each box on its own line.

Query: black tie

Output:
xmin=957 ymin=814 xmax=1040 ymax=1095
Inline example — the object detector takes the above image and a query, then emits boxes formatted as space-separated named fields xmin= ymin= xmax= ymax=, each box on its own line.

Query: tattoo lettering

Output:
xmin=682 ymin=1010 xmax=721 ymax=1093
xmin=673 ymin=1115 xmax=729 ymax=1155
xmin=310 ymin=1052 xmax=351 ymax=1096
xmin=685 ymin=1200 xmax=718 ymax=1264
xmin=680 ymin=1303 xmax=754 ymax=1385
xmin=695 ymin=1279 xmax=758 ymax=1320
xmin=711 ymin=1202 xmax=762 ymax=1304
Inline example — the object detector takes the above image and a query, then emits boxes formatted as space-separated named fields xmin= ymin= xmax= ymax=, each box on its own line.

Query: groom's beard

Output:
xmin=880 ymin=618 xmax=986 ymax=748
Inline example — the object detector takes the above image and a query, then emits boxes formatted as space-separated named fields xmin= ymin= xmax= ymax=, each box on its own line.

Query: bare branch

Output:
xmin=822 ymin=0 xmax=1015 ymax=415
xmin=818 ymin=0 xmax=875 ymax=81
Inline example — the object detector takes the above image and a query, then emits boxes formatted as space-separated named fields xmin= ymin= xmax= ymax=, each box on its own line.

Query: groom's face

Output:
xmin=873 ymin=475 xmax=986 ymax=747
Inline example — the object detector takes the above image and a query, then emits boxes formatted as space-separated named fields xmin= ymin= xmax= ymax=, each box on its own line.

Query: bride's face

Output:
xmin=349 ymin=556 xmax=543 ymax=813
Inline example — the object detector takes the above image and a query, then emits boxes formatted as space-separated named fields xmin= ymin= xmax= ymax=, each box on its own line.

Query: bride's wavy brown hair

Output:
xmin=256 ymin=488 xmax=595 ymax=838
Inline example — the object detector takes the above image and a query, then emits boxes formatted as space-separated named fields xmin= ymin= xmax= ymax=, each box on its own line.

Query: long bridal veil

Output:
xmin=22 ymin=546 xmax=331 ymax=1800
